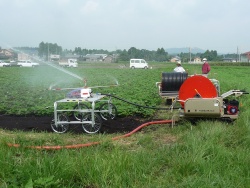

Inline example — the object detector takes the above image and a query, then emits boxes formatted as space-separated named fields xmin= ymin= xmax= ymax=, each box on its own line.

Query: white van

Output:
xmin=130 ymin=59 xmax=148 ymax=69
xmin=59 ymin=59 xmax=78 ymax=68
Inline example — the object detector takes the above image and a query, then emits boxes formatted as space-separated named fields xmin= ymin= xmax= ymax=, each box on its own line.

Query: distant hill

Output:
xmin=165 ymin=47 xmax=205 ymax=55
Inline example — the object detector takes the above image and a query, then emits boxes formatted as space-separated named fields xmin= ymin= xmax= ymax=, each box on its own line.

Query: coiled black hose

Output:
xmin=161 ymin=72 xmax=188 ymax=92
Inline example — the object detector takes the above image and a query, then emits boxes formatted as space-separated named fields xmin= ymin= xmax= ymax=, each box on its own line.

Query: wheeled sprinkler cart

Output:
xmin=156 ymin=73 xmax=248 ymax=123
xmin=51 ymin=89 xmax=117 ymax=134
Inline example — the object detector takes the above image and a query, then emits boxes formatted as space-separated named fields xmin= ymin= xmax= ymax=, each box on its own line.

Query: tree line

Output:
xmin=178 ymin=50 xmax=222 ymax=62
xmin=38 ymin=42 xmax=63 ymax=60
xmin=36 ymin=42 xmax=234 ymax=62
xmin=70 ymin=46 xmax=227 ymax=62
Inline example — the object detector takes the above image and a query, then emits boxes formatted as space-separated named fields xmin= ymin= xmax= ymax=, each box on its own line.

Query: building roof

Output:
xmin=242 ymin=51 xmax=250 ymax=55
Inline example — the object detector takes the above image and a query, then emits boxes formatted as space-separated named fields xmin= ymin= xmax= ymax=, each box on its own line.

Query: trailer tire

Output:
xmin=99 ymin=102 xmax=117 ymax=120
xmin=51 ymin=113 xmax=70 ymax=133
xmin=73 ymin=103 xmax=90 ymax=121
xmin=82 ymin=113 xmax=102 ymax=134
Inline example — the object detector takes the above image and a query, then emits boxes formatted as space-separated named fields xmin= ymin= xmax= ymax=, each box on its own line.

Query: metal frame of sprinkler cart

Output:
xmin=53 ymin=94 xmax=114 ymax=133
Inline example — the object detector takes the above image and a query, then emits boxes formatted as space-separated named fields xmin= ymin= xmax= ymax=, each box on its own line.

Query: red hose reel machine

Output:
xmin=170 ymin=75 xmax=248 ymax=121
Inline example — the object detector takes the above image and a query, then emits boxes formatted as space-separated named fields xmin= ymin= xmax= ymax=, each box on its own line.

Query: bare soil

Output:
xmin=0 ymin=115 xmax=151 ymax=134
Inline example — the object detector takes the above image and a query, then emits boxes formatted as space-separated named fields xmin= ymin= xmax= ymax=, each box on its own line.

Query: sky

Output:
xmin=0 ymin=0 xmax=249 ymax=54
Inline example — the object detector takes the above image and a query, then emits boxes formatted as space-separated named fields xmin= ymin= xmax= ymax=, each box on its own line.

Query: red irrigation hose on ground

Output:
xmin=7 ymin=120 xmax=173 ymax=150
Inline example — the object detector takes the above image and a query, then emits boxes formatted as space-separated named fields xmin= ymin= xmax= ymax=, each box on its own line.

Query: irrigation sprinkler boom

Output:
xmin=49 ymin=78 xmax=119 ymax=99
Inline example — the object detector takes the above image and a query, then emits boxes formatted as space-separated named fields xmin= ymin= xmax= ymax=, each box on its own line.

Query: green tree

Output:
xmin=74 ymin=47 xmax=82 ymax=55
xmin=128 ymin=47 xmax=140 ymax=58
xmin=38 ymin=42 xmax=45 ymax=57
xmin=179 ymin=52 xmax=190 ymax=62
xmin=118 ymin=49 xmax=129 ymax=61
xmin=155 ymin=48 xmax=168 ymax=62
xmin=38 ymin=42 xmax=62 ymax=60
xmin=201 ymin=50 xmax=221 ymax=61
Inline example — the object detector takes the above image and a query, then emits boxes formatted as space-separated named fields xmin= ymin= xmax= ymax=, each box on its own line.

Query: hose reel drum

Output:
xmin=156 ymin=72 xmax=188 ymax=105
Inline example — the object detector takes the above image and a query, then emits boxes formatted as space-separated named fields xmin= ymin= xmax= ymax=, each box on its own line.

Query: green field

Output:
xmin=0 ymin=62 xmax=165 ymax=116
xmin=0 ymin=62 xmax=250 ymax=187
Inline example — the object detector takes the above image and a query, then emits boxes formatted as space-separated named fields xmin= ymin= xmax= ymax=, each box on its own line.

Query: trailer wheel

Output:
xmin=73 ymin=103 xmax=89 ymax=120
xmin=99 ymin=103 xmax=117 ymax=120
xmin=82 ymin=113 xmax=102 ymax=134
xmin=51 ymin=113 xmax=69 ymax=133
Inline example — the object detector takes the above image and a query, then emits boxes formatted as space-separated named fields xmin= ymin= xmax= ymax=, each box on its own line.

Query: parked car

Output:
xmin=59 ymin=59 xmax=78 ymax=68
xmin=130 ymin=59 xmax=149 ymax=69
xmin=0 ymin=60 xmax=11 ymax=67
xmin=17 ymin=60 xmax=40 ymax=67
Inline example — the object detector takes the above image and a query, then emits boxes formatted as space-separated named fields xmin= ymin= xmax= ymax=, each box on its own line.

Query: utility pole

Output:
xmin=189 ymin=47 xmax=191 ymax=63
xmin=237 ymin=46 xmax=239 ymax=62
xmin=239 ymin=47 xmax=241 ymax=62
xmin=237 ymin=46 xmax=241 ymax=62
xmin=48 ymin=43 xmax=49 ymax=61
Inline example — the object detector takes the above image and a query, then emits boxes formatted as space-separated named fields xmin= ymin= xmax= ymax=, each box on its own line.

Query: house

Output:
xmin=85 ymin=54 xmax=103 ymax=62
xmin=18 ymin=53 xmax=30 ymax=61
xmin=84 ymin=54 xmax=108 ymax=62
xmin=103 ymin=55 xmax=114 ymax=63
xmin=193 ymin=57 xmax=202 ymax=63
xmin=241 ymin=51 xmax=250 ymax=62
xmin=222 ymin=58 xmax=236 ymax=62
xmin=170 ymin=56 xmax=181 ymax=63
xmin=0 ymin=48 xmax=15 ymax=59
xmin=50 ymin=54 xmax=60 ymax=61
xmin=65 ymin=54 xmax=80 ymax=59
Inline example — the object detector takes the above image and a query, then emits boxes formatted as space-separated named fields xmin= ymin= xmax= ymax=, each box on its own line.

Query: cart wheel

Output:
xmin=99 ymin=103 xmax=117 ymax=120
xmin=73 ymin=103 xmax=89 ymax=121
xmin=82 ymin=113 xmax=102 ymax=134
xmin=51 ymin=113 xmax=69 ymax=133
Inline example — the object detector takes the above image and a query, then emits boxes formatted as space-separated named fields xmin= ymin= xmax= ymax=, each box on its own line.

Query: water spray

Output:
xmin=6 ymin=44 xmax=83 ymax=81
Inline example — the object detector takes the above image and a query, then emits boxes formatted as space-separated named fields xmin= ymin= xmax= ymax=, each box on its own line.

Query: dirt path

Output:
xmin=0 ymin=115 xmax=149 ymax=134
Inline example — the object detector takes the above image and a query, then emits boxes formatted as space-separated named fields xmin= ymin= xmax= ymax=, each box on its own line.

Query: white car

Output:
xmin=17 ymin=60 xmax=40 ymax=67
xmin=0 ymin=60 xmax=11 ymax=67
xmin=130 ymin=59 xmax=148 ymax=69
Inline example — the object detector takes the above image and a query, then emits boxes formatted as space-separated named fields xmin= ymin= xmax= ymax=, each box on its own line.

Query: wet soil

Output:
xmin=0 ymin=115 xmax=152 ymax=134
